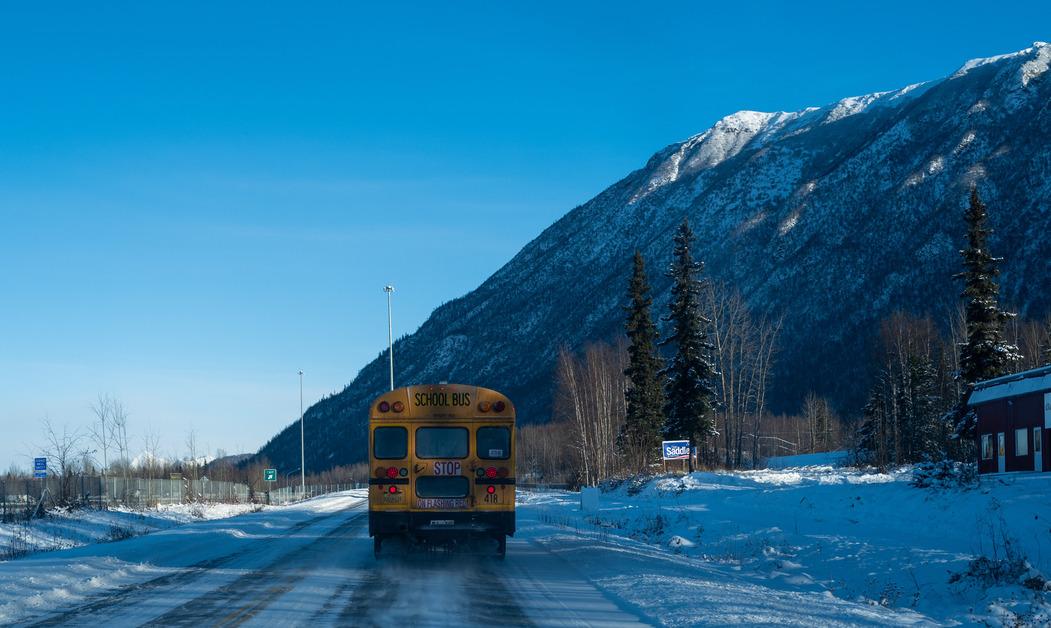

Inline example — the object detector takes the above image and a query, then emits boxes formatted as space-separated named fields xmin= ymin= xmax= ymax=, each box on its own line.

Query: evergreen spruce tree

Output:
xmin=619 ymin=251 xmax=666 ymax=474
xmin=954 ymin=187 xmax=1019 ymax=437
xmin=899 ymin=354 xmax=942 ymax=462
xmin=661 ymin=219 xmax=718 ymax=466
xmin=857 ymin=387 xmax=888 ymax=468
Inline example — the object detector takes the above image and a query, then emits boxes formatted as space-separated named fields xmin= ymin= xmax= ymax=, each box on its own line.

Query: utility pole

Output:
xmin=385 ymin=285 xmax=395 ymax=391
xmin=299 ymin=370 xmax=305 ymax=496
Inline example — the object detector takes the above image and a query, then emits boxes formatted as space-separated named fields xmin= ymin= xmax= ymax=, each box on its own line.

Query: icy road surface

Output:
xmin=1 ymin=491 xmax=646 ymax=627
xmin=6 ymin=472 xmax=1030 ymax=626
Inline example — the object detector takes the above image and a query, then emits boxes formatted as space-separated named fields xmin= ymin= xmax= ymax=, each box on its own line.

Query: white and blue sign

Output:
xmin=33 ymin=457 xmax=47 ymax=479
xmin=662 ymin=440 xmax=691 ymax=460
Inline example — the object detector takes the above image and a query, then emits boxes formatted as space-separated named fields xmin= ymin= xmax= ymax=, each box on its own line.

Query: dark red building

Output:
xmin=969 ymin=365 xmax=1051 ymax=474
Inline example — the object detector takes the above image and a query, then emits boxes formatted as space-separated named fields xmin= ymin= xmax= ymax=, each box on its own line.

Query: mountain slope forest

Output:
xmin=252 ymin=42 xmax=1051 ymax=473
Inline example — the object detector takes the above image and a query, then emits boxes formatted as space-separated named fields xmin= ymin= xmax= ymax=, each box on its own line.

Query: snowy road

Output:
xmin=7 ymin=471 xmax=1039 ymax=626
xmin=8 ymin=492 xmax=646 ymax=627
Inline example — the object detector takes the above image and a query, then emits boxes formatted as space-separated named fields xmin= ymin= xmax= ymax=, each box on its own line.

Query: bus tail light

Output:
xmin=386 ymin=466 xmax=398 ymax=479
xmin=497 ymin=467 xmax=509 ymax=478
xmin=375 ymin=466 xmax=386 ymax=478
xmin=486 ymin=485 xmax=496 ymax=494
xmin=388 ymin=485 xmax=398 ymax=494
xmin=485 ymin=466 xmax=497 ymax=479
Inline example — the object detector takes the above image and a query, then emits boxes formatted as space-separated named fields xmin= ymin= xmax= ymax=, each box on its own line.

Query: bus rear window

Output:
xmin=415 ymin=476 xmax=469 ymax=498
xmin=416 ymin=427 xmax=468 ymax=458
xmin=373 ymin=427 xmax=407 ymax=459
xmin=477 ymin=427 xmax=510 ymax=460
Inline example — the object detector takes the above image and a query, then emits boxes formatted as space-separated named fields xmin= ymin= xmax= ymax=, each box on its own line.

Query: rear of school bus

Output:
xmin=368 ymin=384 xmax=516 ymax=557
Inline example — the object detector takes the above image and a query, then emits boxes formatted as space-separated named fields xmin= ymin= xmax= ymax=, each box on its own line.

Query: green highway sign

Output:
xmin=264 ymin=468 xmax=277 ymax=482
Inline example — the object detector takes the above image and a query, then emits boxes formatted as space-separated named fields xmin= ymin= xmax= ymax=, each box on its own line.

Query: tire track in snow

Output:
xmin=140 ymin=508 xmax=367 ymax=627
xmin=23 ymin=508 xmax=355 ymax=627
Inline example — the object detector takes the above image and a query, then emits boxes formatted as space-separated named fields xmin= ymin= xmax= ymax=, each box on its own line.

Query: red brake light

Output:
xmin=386 ymin=466 xmax=398 ymax=479
xmin=486 ymin=485 xmax=496 ymax=494
xmin=378 ymin=401 xmax=390 ymax=413
xmin=485 ymin=466 xmax=497 ymax=479
xmin=388 ymin=485 xmax=398 ymax=494
xmin=392 ymin=401 xmax=405 ymax=413
xmin=493 ymin=400 xmax=506 ymax=413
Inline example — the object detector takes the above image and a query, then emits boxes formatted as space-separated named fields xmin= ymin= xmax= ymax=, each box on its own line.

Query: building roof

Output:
xmin=968 ymin=365 xmax=1051 ymax=406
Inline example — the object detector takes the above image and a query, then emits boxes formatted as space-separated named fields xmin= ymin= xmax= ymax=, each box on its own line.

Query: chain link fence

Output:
xmin=1 ymin=475 xmax=366 ymax=522
xmin=2 ymin=474 xmax=369 ymax=525
xmin=264 ymin=483 xmax=363 ymax=505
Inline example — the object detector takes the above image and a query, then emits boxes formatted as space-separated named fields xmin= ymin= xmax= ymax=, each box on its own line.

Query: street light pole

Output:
xmin=299 ymin=370 xmax=305 ymax=496
xmin=384 ymin=285 xmax=395 ymax=391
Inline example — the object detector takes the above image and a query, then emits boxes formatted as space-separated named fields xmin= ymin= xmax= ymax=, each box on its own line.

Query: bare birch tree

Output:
xmin=553 ymin=342 xmax=628 ymax=486
xmin=89 ymin=394 xmax=112 ymax=479
xmin=704 ymin=283 xmax=782 ymax=468
xmin=39 ymin=418 xmax=85 ymax=503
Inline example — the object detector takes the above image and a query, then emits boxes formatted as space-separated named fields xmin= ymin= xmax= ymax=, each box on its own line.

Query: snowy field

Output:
xmin=0 ymin=472 xmax=1049 ymax=626
xmin=520 ymin=466 xmax=1051 ymax=626
xmin=0 ymin=502 xmax=264 ymax=559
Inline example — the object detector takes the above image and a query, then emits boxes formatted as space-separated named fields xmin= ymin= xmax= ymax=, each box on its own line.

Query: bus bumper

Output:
xmin=369 ymin=510 xmax=515 ymax=538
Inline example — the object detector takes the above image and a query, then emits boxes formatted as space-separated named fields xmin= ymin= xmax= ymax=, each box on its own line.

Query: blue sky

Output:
xmin=1 ymin=2 xmax=1048 ymax=468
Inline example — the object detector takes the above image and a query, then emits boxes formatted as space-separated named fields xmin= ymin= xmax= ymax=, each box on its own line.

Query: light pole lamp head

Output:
xmin=298 ymin=370 xmax=303 ymax=376
xmin=384 ymin=285 xmax=394 ymax=293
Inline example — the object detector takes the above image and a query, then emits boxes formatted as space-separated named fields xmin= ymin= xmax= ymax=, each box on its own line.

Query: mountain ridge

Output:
xmin=251 ymin=42 xmax=1051 ymax=472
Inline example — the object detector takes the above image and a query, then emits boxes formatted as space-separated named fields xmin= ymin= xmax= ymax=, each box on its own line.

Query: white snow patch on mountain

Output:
xmin=1019 ymin=42 xmax=1050 ymax=87
xmin=926 ymin=155 xmax=945 ymax=176
xmin=778 ymin=211 xmax=800 ymax=235
xmin=824 ymin=93 xmax=884 ymax=124
xmin=952 ymin=44 xmax=1038 ymax=79
xmin=634 ymin=110 xmax=780 ymax=201
xmin=954 ymin=131 xmax=976 ymax=154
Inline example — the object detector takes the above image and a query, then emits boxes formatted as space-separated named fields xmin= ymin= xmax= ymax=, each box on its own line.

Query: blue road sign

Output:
xmin=33 ymin=457 xmax=47 ymax=479
xmin=662 ymin=440 xmax=691 ymax=460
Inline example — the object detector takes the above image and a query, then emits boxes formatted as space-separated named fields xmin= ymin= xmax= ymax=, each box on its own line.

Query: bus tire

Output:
xmin=373 ymin=535 xmax=383 ymax=558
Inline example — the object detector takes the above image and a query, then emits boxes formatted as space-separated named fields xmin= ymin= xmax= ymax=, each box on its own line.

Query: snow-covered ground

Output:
xmin=0 ymin=501 xmax=263 ymax=559
xmin=1 ymin=471 xmax=1049 ymax=626
xmin=765 ymin=450 xmax=850 ymax=468
xmin=520 ymin=466 xmax=1051 ymax=626
xmin=0 ymin=492 xmax=366 ymax=624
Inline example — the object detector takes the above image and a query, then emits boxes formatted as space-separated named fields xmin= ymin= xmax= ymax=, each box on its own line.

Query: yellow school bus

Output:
xmin=368 ymin=384 xmax=516 ymax=557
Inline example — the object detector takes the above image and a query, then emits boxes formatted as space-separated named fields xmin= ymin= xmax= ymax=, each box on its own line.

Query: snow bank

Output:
xmin=517 ymin=467 xmax=1051 ymax=625
xmin=0 ymin=502 xmax=265 ymax=560
xmin=0 ymin=490 xmax=367 ymax=624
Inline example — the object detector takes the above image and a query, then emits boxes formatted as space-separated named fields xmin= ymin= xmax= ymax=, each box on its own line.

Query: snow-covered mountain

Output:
xmin=253 ymin=43 xmax=1051 ymax=472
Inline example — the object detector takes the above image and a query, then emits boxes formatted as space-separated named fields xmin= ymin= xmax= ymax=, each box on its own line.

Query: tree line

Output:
xmin=519 ymin=188 xmax=1051 ymax=485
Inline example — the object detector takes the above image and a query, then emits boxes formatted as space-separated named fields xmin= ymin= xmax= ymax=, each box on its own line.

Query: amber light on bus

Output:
xmin=392 ymin=401 xmax=405 ymax=413
xmin=478 ymin=401 xmax=492 ymax=412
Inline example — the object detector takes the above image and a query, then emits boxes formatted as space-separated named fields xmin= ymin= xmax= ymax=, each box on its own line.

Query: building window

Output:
xmin=1015 ymin=428 xmax=1028 ymax=456
xmin=981 ymin=434 xmax=993 ymax=460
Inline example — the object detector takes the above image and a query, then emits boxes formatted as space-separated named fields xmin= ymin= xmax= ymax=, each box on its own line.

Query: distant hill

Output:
xmin=250 ymin=42 xmax=1051 ymax=473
